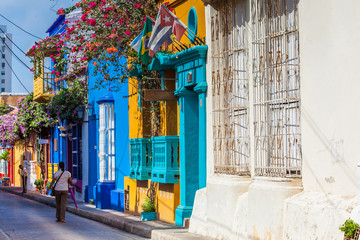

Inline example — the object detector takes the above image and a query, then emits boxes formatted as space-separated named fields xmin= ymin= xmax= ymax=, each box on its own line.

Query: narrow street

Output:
xmin=0 ymin=191 xmax=146 ymax=240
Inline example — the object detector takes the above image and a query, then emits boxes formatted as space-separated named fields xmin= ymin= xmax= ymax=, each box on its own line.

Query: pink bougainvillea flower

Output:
xmin=57 ymin=8 xmax=64 ymax=15
xmin=87 ymin=19 xmax=96 ymax=26
xmin=51 ymin=70 xmax=56 ymax=74
xmin=88 ymin=1 xmax=97 ymax=9
xmin=72 ymin=46 xmax=77 ymax=52
xmin=92 ymin=33 xmax=97 ymax=38
xmin=109 ymin=34 xmax=117 ymax=38
xmin=81 ymin=13 xmax=88 ymax=21
xmin=125 ymin=30 xmax=131 ymax=36
xmin=56 ymin=72 xmax=60 ymax=76
xmin=105 ymin=22 xmax=111 ymax=27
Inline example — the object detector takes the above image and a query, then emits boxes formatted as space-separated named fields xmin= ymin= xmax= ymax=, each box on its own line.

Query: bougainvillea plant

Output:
xmin=47 ymin=77 xmax=88 ymax=122
xmin=0 ymin=114 xmax=18 ymax=144
xmin=14 ymin=93 xmax=57 ymax=138
xmin=27 ymin=34 xmax=66 ymax=79
xmin=51 ymin=0 xmax=158 ymax=88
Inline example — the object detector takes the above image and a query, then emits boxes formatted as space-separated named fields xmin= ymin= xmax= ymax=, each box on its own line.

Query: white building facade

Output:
xmin=0 ymin=25 xmax=12 ymax=93
xmin=189 ymin=0 xmax=360 ymax=239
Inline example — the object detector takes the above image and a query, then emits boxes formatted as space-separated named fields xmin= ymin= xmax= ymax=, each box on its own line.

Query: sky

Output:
xmin=0 ymin=0 xmax=77 ymax=93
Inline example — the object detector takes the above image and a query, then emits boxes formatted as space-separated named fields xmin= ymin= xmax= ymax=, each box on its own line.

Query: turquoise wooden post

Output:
xmin=194 ymin=82 xmax=207 ymax=189
xmin=175 ymin=88 xmax=199 ymax=226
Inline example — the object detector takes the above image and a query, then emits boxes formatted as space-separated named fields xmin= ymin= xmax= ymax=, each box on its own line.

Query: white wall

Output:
xmin=299 ymin=0 xmax=360 ymax=196
xmin=190 ymin=0 xmax=360 ymax=239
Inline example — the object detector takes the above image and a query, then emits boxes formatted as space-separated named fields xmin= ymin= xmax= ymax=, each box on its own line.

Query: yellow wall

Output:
xmin=124 ymin=177 xmax=180 ymax=224
xmin=47 ymin=163 xmax=58 ymax=182
xmin=160 ymin=0 xmax=206 ymax=48
xmin=126 ymin=0 xmax=205 ymax=224
xmin=13 ymin=140 xmax=25 ymax=187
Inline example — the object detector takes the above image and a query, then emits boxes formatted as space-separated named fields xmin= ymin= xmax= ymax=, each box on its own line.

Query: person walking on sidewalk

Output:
xmin=46 ymin=162 xmax=72 ymax=223
xmin=18 ymin=165 xmax=27 ymax=193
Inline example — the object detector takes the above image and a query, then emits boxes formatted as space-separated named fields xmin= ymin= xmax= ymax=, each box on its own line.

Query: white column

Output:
xmin=99 ymin=104 xmax=106 ymax=181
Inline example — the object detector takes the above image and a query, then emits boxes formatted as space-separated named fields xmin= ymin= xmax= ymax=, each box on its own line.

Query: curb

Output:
xmin=0 ymin=187 xmax=180 ymax=239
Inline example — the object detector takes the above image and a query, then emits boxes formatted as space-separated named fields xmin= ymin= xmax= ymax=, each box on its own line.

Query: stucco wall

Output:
xmin=192 ymin=0 xmax=360 ymax=239
xmin=299 ymin=0 xmax=360 ymax=196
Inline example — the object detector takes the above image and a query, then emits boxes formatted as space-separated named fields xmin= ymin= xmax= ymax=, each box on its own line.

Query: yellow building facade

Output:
xmin=126 ymin=0 xmax=205 ymax=224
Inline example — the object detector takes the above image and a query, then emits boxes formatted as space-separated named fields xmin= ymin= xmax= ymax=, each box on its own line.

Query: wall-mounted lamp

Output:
xmin=76 ymin=106 xmax=85 ymax=120
xmin=77 ymin=104 xmax=97 ymax=123
xmin=85 ymin=104 xmax=95 ymax=117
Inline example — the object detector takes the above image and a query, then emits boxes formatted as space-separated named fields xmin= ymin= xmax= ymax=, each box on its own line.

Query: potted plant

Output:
xmin=34 ymin=178 xmax=45 ymax=194
xmin=141 ymin=196 xmax=156 ymax=221
xmin=340 ymin=218 xmax=360 ymax=240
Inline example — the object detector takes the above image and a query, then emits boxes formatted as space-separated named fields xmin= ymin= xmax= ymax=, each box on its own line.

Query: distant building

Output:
xmin=0 ymin=25 xmax=12 ymax=93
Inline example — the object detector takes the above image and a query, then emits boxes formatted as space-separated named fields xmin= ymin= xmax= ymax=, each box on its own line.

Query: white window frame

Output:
xmin=99 ymin=103 xmax=115 ymax=181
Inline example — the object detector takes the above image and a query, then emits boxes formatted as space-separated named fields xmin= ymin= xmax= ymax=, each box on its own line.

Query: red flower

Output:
xmin=125 ymin=30 xmax=131 ymax=36
xmin=81 ymin=13 xmax=88 ymax=21
xmin=75 ymin=3 xmax=80 ymax=8
xmin=88 ymin=1 xmax=97 ymax=9
xmin=87 ymin=19 xmax=96 ymax=26
xmin=57 ymin=8 xmax=64 ymax=15
xmin=105 ymin=22 xmax=111 ymax=27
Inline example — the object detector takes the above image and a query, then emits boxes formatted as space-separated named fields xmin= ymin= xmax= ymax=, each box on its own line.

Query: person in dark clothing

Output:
xmin=18 ymin=165 xmax=27 ymax=193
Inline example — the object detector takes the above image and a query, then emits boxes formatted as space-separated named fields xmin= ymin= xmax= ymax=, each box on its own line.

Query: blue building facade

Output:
xmin=85 ymin=58 xmax=129 ymax=211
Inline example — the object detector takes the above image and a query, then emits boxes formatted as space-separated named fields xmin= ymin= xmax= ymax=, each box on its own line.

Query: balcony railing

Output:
xmin=129 ymin=136 xmax=180 ymax=183
xmin=151 ymin=136 xmax=179 ymax=184
xmin=129 ymin=138 xmax=152 ymax=180
xmin=33 ymin=72 xmax=55 ymax=102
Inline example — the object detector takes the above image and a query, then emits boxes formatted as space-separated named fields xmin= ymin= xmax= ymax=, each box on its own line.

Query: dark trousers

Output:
xmin=55 ymin=190 xmax=68 ymax=220
xmin=22 ymin=176 xmax=27 ymax=193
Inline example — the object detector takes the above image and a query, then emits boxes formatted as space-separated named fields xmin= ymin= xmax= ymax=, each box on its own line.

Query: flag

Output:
xmin=130 ymin=31 xmax=143 ymax=53
xmin=149 ymin=5 xmax=187 ymax=57
xmin=138 ymin=17 xmax=154 ymax=65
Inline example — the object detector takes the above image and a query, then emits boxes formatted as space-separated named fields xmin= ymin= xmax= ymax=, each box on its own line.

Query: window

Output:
xmin=98 ymin=101 xmax=115 ymax=181
xmin=72 ymin=125 xmax=82 ymax=180
xmin=1 ymin=71 xmax=4 ymax=76
xmin=212 ymin=0 xmax=249 ymax=175
xmin=1 ymin=46 xmax=4 ymax=52
xmin=1 ymin=79 xmax=5 ymax=84
xmin=1 ymin=54 xmax=4 ymax=59
xmin=210 ymin=0 xmax=301 ymax=178
xmin=252 ymin=0 xmax=301 ymax=177
xmin=1 ymin=63 xmax=4 ymax=69
xmin=187 ymin=7 xmax=198 ymax=43
xmin=1 ymin=88 xmax=5 ymax=92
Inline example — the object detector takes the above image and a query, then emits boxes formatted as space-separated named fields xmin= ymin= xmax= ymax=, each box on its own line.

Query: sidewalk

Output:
xmin=0 ymin=186 xmax=211 ymax=240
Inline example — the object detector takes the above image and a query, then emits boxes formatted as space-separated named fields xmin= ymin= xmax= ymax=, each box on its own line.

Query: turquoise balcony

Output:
xmin=151 ymin=136 xmax=180 ymax=184
xmin=129 ymin=138 xmax=152 ymax=180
